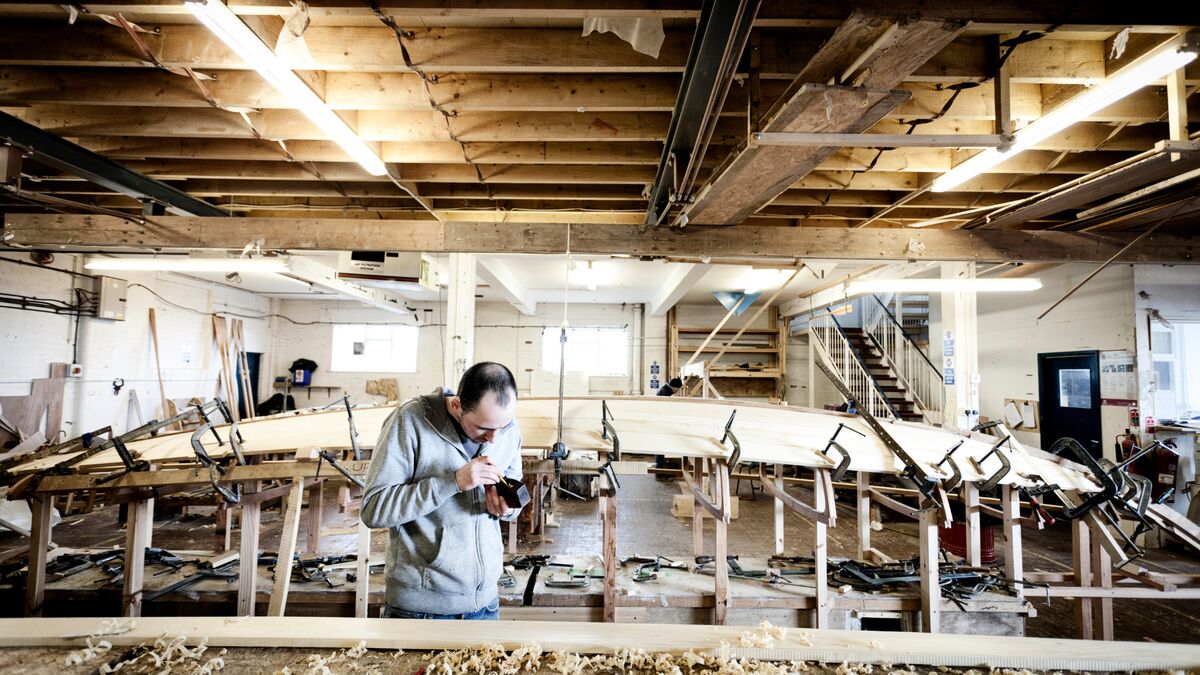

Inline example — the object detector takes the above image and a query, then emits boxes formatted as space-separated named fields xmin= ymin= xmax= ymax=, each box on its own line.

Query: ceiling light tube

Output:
xmin=184 ymin=0 xmax=387 ymax=176
xmin=932 ymin=34 xmax=1198 ymax=192
xmin=846 ymin=278 xmax=1043 ymax=294
xmin=85 ymin=257 xmax=290 ymax=273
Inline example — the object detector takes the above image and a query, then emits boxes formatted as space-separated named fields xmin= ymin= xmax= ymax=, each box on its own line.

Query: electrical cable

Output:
xmin=0 ymin=255 xmax=96 ymax=280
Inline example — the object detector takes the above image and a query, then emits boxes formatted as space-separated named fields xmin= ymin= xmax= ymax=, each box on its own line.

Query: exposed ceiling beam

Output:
xmin=682 ymin=13 xmax=966 ymax=225
xmin=644 ymin=0 xmax=760 ymax=226
xmin=1 ymin=106 xmax=746 ymax=143
xmin=475 ymin=257 xmax=536 ymax=315
xmin=0 ymin=110 xmax=226 ymax=217
xmin=5 ymin=215 xmax=1198 ymax=264
xmin=648 ymin=263 xmax=712 ymax=316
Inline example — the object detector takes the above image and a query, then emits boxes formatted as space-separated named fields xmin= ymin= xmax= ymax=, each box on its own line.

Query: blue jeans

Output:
xmin=382 ymin=598 xmax=500 ymax=621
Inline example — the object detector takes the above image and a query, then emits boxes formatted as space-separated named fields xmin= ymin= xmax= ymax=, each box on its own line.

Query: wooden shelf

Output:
xmin=667 ymin=306 xmax=787 ymax=401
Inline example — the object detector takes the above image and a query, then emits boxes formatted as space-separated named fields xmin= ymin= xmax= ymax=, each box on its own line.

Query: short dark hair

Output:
xmin=457 ymin=362 xmax=517 ymax=413
xmin=669 ymin=377 xmax=683 ymax=388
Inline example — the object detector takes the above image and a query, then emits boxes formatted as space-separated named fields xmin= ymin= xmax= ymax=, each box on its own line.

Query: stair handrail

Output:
xmin=860 ymin=294 xmax=943 ymax=424
xmin=869 ymin=294 xmax=939 ymax=374
xmin=809 ymin=311 xmax=901 ymax=420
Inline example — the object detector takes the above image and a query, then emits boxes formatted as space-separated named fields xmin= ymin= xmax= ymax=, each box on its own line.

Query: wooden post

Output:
xmin=856 ymin=472 xmax=871 ymax=560
xmin=713 ymin=460 xmax=730 ymax=626
xmin=773 ymin=463 xmax=785 ymax=555
xmin=1001 ymin=485 xmax=1023 ymax=596
xmin=123 ymin=498 xmax=154 ymax=617
xmin=962 ymin=482 xmax=982 ymax=566
xmin=918 ymin=507 xmax=940 ymax=633
xmin=268 ymin=479 xmax=306 ymax=617
xmin=1092 ymin=533 xmax=1114 ymax=640
xmin=356 ymin=520 xmax=371 ymax=618
xmin=600 ymin=464 xmax=617 ymax=623
xmin=237 ymin=484 xmax=262 ymax=617
xmin=24 ymin=496 xmax=53 ymax=617
xmin=1072 ymin=517 xmax=1094 ymax=639
xmin=692 ymin=459 xmax=704 ymax=557
xmin=813 ymin=468 xmax=829 ymax=629
xmin=305 ymin=480 xmax=323 ymax=553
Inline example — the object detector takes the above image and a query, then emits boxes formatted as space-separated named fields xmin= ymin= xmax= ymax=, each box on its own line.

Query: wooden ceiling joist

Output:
xmin=2 ymin=106 xmax=747 ymax=143
xmin=682 ymin=13 xmax=966 ymax=225
xmin=5 ymin=214 xmax=1197 ymax=264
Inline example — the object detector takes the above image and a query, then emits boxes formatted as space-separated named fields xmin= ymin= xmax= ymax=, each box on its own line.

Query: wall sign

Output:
xmin=1099 ymin=349 xmax=1137 ymax=406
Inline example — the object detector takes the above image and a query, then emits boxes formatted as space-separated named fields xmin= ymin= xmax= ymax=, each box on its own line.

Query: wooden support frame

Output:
xmin=305 ymin=479 xmax=324 ymax=553
xmin=237 ymin=481 xmax=262 ymax=617
xmin=683 ymin=456 xmax=732 ymax=625
xmin=918 ymin=507 xmax=940 ymax=633
xmin=122 ymin=497 xmax=154 ymax=617
xmin=961 ymin=481 xmax=982 ymax=566
xmin=1001 ymin=484 xmax=1022 ymax=596
xmin=600 ymin=458 xmax=617 ymax=623
xmin=23 ymin=495 xmax=53 ymax=617
xmin=355 ymin=520 xmax=371 ymax=619
xmin=267 ymin=478 xmax=306 ymax=617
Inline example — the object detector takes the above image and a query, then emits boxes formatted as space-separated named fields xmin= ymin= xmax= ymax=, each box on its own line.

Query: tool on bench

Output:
xmin=544 ymin=566 xmax=604 ymax=588
xmin=821 ymin=423 xmax=861 ymax=481
xmin=693 ymin=555 xmax=800 ymax=585
xmin=621 ymin=555 xmax=686 ymax=582
xmin=46 ymin=549 xmax=125 ymax=579
xmin=505 ymin=555 xmax=572 ymax=605
xmin=142 ymin=557 xmax=238 ymax=602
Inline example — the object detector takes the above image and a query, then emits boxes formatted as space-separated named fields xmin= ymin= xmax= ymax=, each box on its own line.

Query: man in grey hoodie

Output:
xmin=361 ymin=361 xmax=523 ymax=620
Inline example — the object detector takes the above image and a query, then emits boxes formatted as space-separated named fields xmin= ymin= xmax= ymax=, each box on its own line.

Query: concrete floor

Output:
xmin=3 ymin=473 xmax=1199 ymax=642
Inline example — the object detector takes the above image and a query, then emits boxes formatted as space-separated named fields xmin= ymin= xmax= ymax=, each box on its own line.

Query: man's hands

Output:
xmin=484 ymin=484 xmax=514 ymax=518
xmin=455 ymin=456 xmax=503 ymax=491
xmin=454 ymin=457 xmax=514 ymax=517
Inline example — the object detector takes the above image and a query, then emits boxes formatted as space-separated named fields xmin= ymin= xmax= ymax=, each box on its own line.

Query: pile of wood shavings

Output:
xmin=422 ymin=640 xmax=815 ymax=674
xmin=277 ymin=641 xmax=398 ymax=675
xmin=94 ymin=633 xmax=227 ymax=674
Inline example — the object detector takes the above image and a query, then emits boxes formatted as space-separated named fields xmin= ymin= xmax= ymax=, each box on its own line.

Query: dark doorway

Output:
xmin=237 ymin=352 xmax=262 ymax=419
xmin=1037 ymin=350 xmax=1101 ymax=457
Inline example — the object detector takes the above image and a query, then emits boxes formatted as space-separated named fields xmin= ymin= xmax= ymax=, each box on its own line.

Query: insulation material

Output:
xmin=582 ymin=16 xmax=665 ymax=59
xmin=275 ymin=1 xmax=314 ymax=66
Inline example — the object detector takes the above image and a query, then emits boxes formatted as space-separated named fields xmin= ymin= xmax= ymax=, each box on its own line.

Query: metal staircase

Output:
xmin=805 ymin=295 xmax=944 ymax=425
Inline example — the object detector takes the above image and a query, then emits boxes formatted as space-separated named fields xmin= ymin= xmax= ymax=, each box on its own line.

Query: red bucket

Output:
xmin=940 ymin=522 xmax=996 ymax=564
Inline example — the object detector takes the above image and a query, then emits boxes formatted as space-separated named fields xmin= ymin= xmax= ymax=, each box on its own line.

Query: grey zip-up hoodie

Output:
xmin=361 ymin=389 xmax=522 ymax=615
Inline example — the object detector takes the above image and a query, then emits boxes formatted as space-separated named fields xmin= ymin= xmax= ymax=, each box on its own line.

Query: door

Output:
xmin=236 ymin=352 xmax=262 ymax=418
xmin=1037 ymin=350 xmax=1101 ymax=457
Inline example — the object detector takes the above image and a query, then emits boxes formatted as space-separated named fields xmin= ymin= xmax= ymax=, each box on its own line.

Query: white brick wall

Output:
xmin=1 ymin=254 xmax=269 ymax=437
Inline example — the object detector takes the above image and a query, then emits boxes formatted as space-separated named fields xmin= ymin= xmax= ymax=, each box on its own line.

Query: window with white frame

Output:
xmin=1151 ymin=321 xmax=1200 ymax=421
xmin=541 ymin=326 xmax=629 ymax=377
xmin=330 ymin=324 xmax=419 ymax=373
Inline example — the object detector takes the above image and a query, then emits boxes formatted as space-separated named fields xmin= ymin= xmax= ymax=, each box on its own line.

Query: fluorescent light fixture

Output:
xmin=184 ymin=0 xmax=387 ymax=176
xmin=846 ymin=278 xmax=1043 ymax=295
xmin=932 ymin=34 xmax=1197 ymax=192
xmin=85 ymin=257 xmax=290 ymax=273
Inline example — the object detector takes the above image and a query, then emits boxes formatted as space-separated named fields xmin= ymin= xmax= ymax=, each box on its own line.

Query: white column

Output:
xmin=939 ymin=262 xmax=979 ymax=431
xmin=444 ymin=252 xmax=477 ymax=387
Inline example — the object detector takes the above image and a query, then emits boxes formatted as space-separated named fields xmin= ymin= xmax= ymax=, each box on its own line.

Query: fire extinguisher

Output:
xmin=1114 ymin=428 xmax=1139 ymax=462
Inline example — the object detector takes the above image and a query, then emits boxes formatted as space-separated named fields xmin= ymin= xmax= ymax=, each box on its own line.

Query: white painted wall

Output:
xmin=932 ymin=264 xmax=1136 ymax=454
xmin=0 ymin=255 xmax=269 ymax=438
xmin=267 ymin=299 xmax=649 ymax=408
